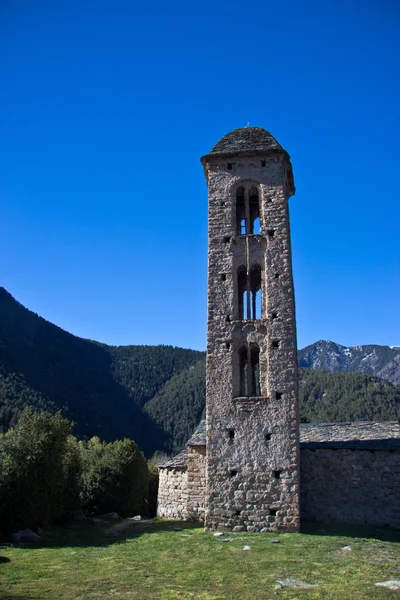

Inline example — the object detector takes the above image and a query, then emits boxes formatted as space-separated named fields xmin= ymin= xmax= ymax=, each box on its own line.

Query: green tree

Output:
xmin=80 ymin=437 xmax=149 ymax=517
xmin=0 ymin=409 xmax=78 ymax=532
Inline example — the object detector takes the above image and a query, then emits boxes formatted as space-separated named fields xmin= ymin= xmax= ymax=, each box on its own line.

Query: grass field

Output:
xmin=1 ymin=519 xmax=400 ymax=600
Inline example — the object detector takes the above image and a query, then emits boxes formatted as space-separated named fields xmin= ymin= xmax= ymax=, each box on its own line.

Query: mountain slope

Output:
xmin=0 ymin=367 xmax=56 ymax=429
xmin=298 ymin=340 xmax=400 ymax=387
xmin=144 ymin=358 xmax=206 ymax=454
xmin=108 ymin=344 xmax=203 ymax=409
xmin=378 ymin=353 xmax=400 ymax=388
xmin=299 ymin=369 xmax=400 ymax=423
xmin=0 ymin=287 xmax=203 ymax=454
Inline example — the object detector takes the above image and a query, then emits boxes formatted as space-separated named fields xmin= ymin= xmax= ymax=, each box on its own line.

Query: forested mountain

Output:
xmin=144 ymin=358 xmax=206 ymax=454
xmin=298 ymin=369 xmax=400 ymax=423
xmin=299 ymin=340 xmax=400 ymax=387
xmin=1 ymin=287 xmax=399 ymax=457
xmin=0 ymin=287 xmax=203 ymax=455
xmin=0 ymin=368 xmax=56 ymax=428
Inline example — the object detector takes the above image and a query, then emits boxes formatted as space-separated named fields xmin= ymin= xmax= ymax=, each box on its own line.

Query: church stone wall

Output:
xmin=301 ymin=448 xmax=400 ymax=529
xmin=186 ymin=446 xmax=206 ymax=521
xmin=158 ymin=446 xmax=400 ymax=530
xmin=204 ymin=154 xmax=299 ymax=532
xmin=157 ymin=467 xmax=188 ymax=519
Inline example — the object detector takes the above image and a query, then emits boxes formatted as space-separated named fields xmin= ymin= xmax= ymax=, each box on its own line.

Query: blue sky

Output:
xmin=1 ymin=0 xmax=399 ymax=351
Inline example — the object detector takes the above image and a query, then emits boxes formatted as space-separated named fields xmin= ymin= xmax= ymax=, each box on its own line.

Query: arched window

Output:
xmin=236 ymin=184 xmax=261 ymax=235
xmin=238 ymin=346 xmax=248 ymax=396
xmin=250 ymin=344 xmax=260 ymax=396
xmin=237 ymin=344 xmax=261 ymax=397
xmin=237 ymin=267 xmax=247 ymax=320
xmin=250 ymin=266 xmax=262 ymax=320
xmin=236 ymin=187 xmax=246 ymax=236
xmin=248 ymin=186 xmax=260 ymax=235
xmin=237 ymin=265 xmax=262 ymax=320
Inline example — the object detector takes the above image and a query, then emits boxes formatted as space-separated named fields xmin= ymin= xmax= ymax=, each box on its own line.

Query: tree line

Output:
xmin=0 ymin=409 xmax=153 ymax=536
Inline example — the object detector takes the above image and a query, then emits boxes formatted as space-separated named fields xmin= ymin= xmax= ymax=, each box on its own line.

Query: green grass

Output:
xmin=1 ymin=519 xmax=400 ymax=600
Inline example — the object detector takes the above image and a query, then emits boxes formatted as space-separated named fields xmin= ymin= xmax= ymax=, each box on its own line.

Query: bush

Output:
xmin=80 ymin=437 xmax=149 ymax=517
xmin=0 ymin=409 xmax=77 ymax=533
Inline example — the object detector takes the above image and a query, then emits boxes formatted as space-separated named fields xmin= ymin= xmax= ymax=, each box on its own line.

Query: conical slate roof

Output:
xmin=201 ymin=127 xmax=284 ymax=162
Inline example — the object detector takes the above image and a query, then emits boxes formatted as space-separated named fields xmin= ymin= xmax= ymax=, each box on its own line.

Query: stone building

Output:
xmin=200 ymin=127 xmax=299 ymax=532
xmin=157 ymin=420 xmax=400 ymax=529
xmin=157 ymin=127 xmax=400 ymax=530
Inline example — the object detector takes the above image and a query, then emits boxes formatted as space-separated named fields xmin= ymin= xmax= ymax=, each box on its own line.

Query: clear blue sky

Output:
xmin=1 ymin=0 xmax=399 ymax=351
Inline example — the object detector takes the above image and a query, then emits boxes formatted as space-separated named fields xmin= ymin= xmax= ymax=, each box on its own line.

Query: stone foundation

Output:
xmin=158 ymin=443 xmax=400 ymax=529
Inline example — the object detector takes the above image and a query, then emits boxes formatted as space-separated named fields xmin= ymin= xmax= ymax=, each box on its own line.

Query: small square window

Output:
xmin=265 ymin=433 xmax=272 ymax=442
xmin=261 ymin=160 xmax=266 ymax=167
xmin=223 ymin=236 xmax=231 ymax=243
xmin=227 ymin=163 xmax=233 ymax=170
xmin=271 ymin=312 xmax=278 ymax=320
xmin=269 ymin=508 xmax=277 ymax=516
xmin=228 ymin=428 xmax=235 ymax=440
xmin=273 ymin=470 xmax=281 ymax=479
xmin=229 ymin=469 xmax=238 ymax=477
xmin=221 ymin=273 xmax=226 ymax=281
xmin=272 ymin=339 xmax=280 ymax=349
xmin=275 ymin=392 xmax=282 ymax=400
xmin=268 ymin=229 xmax=275 ymax=238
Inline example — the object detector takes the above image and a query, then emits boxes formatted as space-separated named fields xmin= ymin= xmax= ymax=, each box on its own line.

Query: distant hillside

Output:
xmin=0 ymin=367 xmax=56 ymax=428
xmin=144 ymin=358 xmax=206 ymax=455
xmin=299 ymin=369 xmax=400 ymax=423
xmin=299 ymin=340 xmax=400 ymax=387
xmin=0 ymin=287 xmax=203 ymax=455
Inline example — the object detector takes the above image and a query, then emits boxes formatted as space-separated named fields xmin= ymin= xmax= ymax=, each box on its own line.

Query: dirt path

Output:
xmin=104 ymin=518 xmax=155 ymax=536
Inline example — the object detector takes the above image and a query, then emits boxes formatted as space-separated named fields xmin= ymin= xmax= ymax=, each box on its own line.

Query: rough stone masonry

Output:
xmin=158 ymin=420 xmax=400 ymax=530
xmin=199 ymin=127 xmax=300 ymax=532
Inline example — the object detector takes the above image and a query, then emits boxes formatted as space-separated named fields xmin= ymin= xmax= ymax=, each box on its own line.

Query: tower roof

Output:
xmin=201 ymin=127 xmax=285 ymax=162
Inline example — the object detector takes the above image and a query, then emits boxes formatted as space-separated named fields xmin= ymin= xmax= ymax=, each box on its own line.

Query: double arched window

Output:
xmin=238 ymin=265 xmax=262 ymax=320
xmin=238 ymin=344 xmax=260 ymax=397
xmin=236 ymin=185 xmax=260 ymax=235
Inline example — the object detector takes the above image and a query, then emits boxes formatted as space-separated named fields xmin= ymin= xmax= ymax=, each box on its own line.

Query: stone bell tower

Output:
xmin=200 ymin=127 xmax=300 ymax=532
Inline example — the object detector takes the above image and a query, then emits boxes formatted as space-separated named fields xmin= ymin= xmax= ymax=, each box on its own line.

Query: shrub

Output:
xmin=0 ymin=409 xmax=76 ymax=533
xmin=80 ymin=437 xmax=149 ymax=517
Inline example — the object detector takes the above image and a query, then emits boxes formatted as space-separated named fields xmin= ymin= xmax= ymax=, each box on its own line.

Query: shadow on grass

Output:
xmin=0 ymin=556 xmax=11 ymax=563
xmin=9 ymin=518 xmax=400 ymax=550
xmin=31 ymin=519 xmax=201 ymax=550
xmin=301 ymin=520 xmax=400 ymax=543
